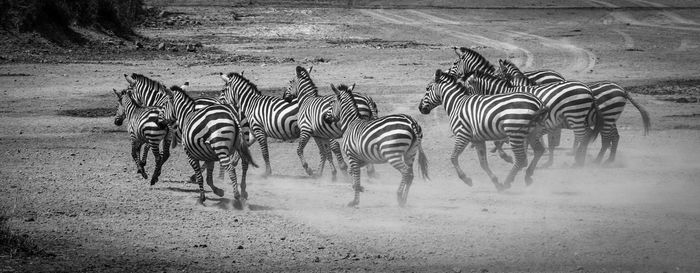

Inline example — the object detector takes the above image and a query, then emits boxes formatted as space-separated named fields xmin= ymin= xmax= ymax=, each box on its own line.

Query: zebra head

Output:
xmin=419 ymin=69 xmax=454 ymax=114
xmin=156 ymin=86 xmax=178 ymax=126
xmin=498 ymin=59 xmax=531 ymax=86
xmin=447 ymin=46 xmax=496 ymax=81
xmin=113 ymin=88 xmax=126 ymax=126
xmin=465 ymin=70 xmax=512 ymax=95
xmin=327 ymin=83 xmax=357 ymax=125
xmin=284 ymin=66 xmax=314 ymax=103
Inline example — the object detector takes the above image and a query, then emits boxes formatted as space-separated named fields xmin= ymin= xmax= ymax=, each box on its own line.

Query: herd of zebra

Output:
xmin=112 ymin=46 xmax=650 ymax=208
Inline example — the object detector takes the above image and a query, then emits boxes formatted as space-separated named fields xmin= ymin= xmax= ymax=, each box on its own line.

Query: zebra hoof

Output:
xmin=188 ymin=174 xmax=197 ymax=184
xmin=525 ymin=176 xmax=533 ymax=186
xmin=150 ymin=177 xmax=158 ymax=186
xmin=242 ymin=191 xmax=248 ymax=200
xmin=138 ymin=169 xmax=148 ymax=179
xmin=232 ymin=198 xmax=244 ymax=210
xmin=213 ymin=188 xmax=225 ymax=197
xmin=540 ymin=161 xmax=553 ymax=169
xmin=500 ymin=154 xmax=514 ymax=164
xmin=197 ymin=194 xmax=206 ymax=205
xmin=459 ymin=175 xmax=472 ymax=187
xmin=347 ymin=200 xmax=359 ymax=207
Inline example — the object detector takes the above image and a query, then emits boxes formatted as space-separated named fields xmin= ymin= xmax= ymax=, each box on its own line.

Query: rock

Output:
xmin=237 ymin=245 xmax=244 ymax=249
xmin=575 ymin=266 xmax=584 ymax=271
xmin=135 ymin=41 xmax=143 ymax=49
xmin=158 ymin=10 xmax=167 ymax=18
xmin=313 ymin=257 xmax=320 ymax=262
xmin=186 ymin=44 xmax=196 ymax=52
xmin=157 ymin=43 xmax=166 ymax=51
xmin=195 ymin=42 xmax=203 ymax=48
xmin=451 ymin=267 xmax=462 ymax=273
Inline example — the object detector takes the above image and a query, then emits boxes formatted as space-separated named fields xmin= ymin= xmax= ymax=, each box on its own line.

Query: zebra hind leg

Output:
xmin=541 ymin=129 xmax=561 ymax=168
xmin=503 ymin=138 xmax=528 ymax=189
xmin=296 ymin=132 xmax=316 ymax=177
xmin=493 ymin=140 xmax=513 ymax=163
xmin=186 ymin=156 xmax=206 ymax=204
xmin=252 ymin=128 xmax=272 ymax=177
xmin=222 ymin=156 xmax=242 ymax=210
xmin=525 ymin=136 xmax=545 ymax=186
xmin=330 ymin=139 xmax=348 ymax=173
xmin=149 ymin=143 xmax=163 ymax=185
xmin=398 ymin=145 xmax=419 ymax=207
xmin=604 ymin=126 xmax=620 ymax=164
xmin=132 ymin=140 xmax=148 ymax=179
xmin=451 ymin=137 xmax=473 ymax=186
xmin=204 ymin=161 xmax=224 ymax=197
xmin=474 ymin=142 xmax=502 ymax=190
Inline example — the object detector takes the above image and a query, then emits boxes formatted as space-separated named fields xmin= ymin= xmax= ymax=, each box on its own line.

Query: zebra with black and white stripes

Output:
xmin=325 ymin=84 xmax=428 ymax=207
xmin=465 ymin=70 xmax=603 ymax=166
xmin=498 ymin=59 xmax=651 ymax=164
xmin=219 ymin=72 xmax=300 ymax=177
xmin=113 ymin=88 xmax=170 ymax=186
xmin=157 ymin=85 xmax=257 ymax=207
xmin=284 ymin=66 xmax=344 ymax=179
xmin=419 ymin=70 xmax=548 ymax=190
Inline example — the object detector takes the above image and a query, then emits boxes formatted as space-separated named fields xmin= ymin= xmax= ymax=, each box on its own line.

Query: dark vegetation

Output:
xmin=1 ymin=211 xmax=53 ymax=258
xmin=0 ymin=0 xmax=145 ymax=45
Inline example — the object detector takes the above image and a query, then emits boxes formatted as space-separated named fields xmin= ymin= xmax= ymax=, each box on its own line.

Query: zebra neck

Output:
xmin=441 ymin=86 xmax=468 ymax=117
xmin=339 ymin=102 xmax=360 ymax=132
xmin=173 ymin=94 xmax=196 ymax=126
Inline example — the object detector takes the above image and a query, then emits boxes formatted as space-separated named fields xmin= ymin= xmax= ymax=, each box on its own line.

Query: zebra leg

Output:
xmin=503 ymin=138 xmax=528 ymax=188
xmin=473 ymin=142 xmax=502 ymax=190
xmin=493 ymin=140 xmax=513 ymax=163
xmin=397 ymin=145 xmax=419 ymax=207
xmin=525 ymin=136 xmax=545 ymax=186
xmin=594 ymin=126 xmax=611 ymax=164
xmin=450 ymin=137 xmax=473 ymax=186
xmin=366 ymin=164 xmax=378 ymax=179
xmin=541 ymin=129 xmax=561 ymax=168
xmin=330 ymin=139 xmax=348 ymax=172
xmin=161 ymin=130 xmax=171 ymax=163
xmin=312 ymin=137 xmax=331 ymax=179
xmin=204 ymin=161 xmax=224 ymax=197
xmin=572 ymin=125 xmax=591 ymax=167
xmin=252 ymin=127 xmax=272 ymax=177
xmin=132 ymin=140 xmax=148 ymax=179
xmin=605 ymin=126 xmax=620 ymax=164
xmin=222 ymin=155 xmax=242 ymax=210
xmin=149 ymin=143 xmax=163 ymax=186
xmin=186 ymin=154 xmax=206 ymax=204
xmin=296 ymin=131 xmax=315 ymax=176
xmin=241 ymin=155 xmax=249 ymax=200
xmin=347 ymin=158 xmax=363 ymax=207
xmin=218 ymin=163 xmax=226 ymax=179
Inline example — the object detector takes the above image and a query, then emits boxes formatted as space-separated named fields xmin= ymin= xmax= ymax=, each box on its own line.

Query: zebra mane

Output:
xmin=470 ymin=70 xmax=508 ymax=84
xmin=457 ymin=47 xmax=496 ymax=73
xmin=130 ymin=73 xmax=168 ymax=91
xmin=226 ymin=72 xmax=261 ymax=95
xmin=295 ymin=66 xmax=317 ymax=92
xmin=168 ymin=85 xmax=195 ymax=102
xmin=435 ymin=70 xmax=470 ymax=92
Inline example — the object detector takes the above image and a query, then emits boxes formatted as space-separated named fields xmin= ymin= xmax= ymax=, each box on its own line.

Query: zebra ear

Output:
xmin=349 ymin=83 xmax=355 ymax=92
xmin=452 ymin=46 xmax=460 ymax=56
xmin=180 ymin=82 xmax=189 ymax=90
xmin=330 ymin=84 xmax=340 ymax=96
xmin=240 ymin=70 xmax=245 ymax=76
xmin=459 ymin=47 xmax=468 ymax=54
xmin=124 ymin=74 xmax=134 ymax=84
xmin=220 ymin=72 xmax=230 ymax=82
xmin=435 ymin=69 xmax=442 ymax=81
xmin=308 ymin=66 xmax=313 ymax=74
xmin=295 ymin=66 xmax=306 ymax=78
xmin=113 ymin=88 xmax=121 ymax=97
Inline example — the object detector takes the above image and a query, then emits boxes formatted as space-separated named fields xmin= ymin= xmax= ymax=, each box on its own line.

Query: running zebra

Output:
xmin=498 ymin=60 xmax=651 ymax=164
xmin=219 ymin=71 xmax=300 ymax=177
xmin=157 ymin=85 xmax=257 ymax=207
xmin=113 ymin=88 xmax=170 ymax=186
xmin=466 ymin=70 xmax=603 ymax=166
xmin=284 ymin=66 xmax=379 ymax=180
xmin=419 ymin=70 xmax=548 ymax=190
xmin=325 ymin=84 xmax=428 ymax=207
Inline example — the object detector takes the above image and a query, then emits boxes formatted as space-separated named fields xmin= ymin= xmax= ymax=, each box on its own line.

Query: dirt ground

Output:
xmin=2 ymin=1 xmax=700 ymax=272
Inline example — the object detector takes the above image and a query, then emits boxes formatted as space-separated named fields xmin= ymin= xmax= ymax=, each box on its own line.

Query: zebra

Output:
xmin=284 ymin=66 xmax=380 ymax=180
xmin=447 ymin=47 xmax=567 ymax=163
xmin=498 ymin=59 xmax=651 ymax=164
xmin=219 ymin=71 xmax=301 ymax=177
xmin=465 ymin=70 xmax=603 ymax=166
xmin=113 ymin=88 xmax=170 ymax=186
xmin=171 ymin=82 xmax=255 ymax=183
xmin=325 ymin=84 xmax=428 ymax=207
xmin=157 ymin=85 xmax=257 ymax=207
xmin=419 ymin=70 xmax=548 ymax=190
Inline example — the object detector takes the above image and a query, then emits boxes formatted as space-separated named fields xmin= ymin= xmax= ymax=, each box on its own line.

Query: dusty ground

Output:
xmin=2 ymin=1 xmax=700 ymax=272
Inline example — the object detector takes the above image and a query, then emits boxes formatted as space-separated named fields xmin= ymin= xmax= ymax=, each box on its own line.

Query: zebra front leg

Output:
xmin=149 ymin=143 xmax=163 ymax=185
xmin=186 ymin=155 xmax=206 ymax=204
xmin=572 ymin=126 xmax=591 ymax=167
xmin=503 ymin=138 xmax=528 ymax=188
xmin=296 ymin=131 xmax=315 ymax=177
xmin=330 ymin=139 xmax=348 ymax=173
xmin=346 ymin=158 xmax=363 ymax=207
xmin=396 ymin=145 xmax=418 ymax=207
xmin=493 ymin=140 xmax=513 ymax=163
xmin=204 ymin=161 xmax=224 ymax=197
xmin=525 ymin=136 xmax=545 ymax=186
xmin=474 ymin=142 xmax=502 ymax=190
xmin=450 ymin=137 xmax=473 ymax=186
xmin=313 ymin=137 xmax=332 ymax=180
xmin=132 ymin=140 xmax=148 ymax=179
xmin=252 ymin=127 xmax=272 ymax=177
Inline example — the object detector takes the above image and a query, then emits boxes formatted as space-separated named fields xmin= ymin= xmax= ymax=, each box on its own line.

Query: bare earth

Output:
xmin=2 ymin=1 xmax=700 ymax=272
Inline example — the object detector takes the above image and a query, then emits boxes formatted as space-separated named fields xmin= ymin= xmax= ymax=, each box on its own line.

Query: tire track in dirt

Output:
xmin=593 ymin=0 xmax=700 ymax=31
xmin=359 ymin=9 xmax=535 ymax=70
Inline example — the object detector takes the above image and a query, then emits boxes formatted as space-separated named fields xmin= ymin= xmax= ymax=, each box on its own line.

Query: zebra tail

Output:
xmin=417 ymin=143 xmax=430 ymax=181
xmin=588 ymin=97 xmax=605 ymax=144
xmin=623 ymin=91 xmax=651 ymax=136
xmin=237 ymin=142 xmax=259 ymax=168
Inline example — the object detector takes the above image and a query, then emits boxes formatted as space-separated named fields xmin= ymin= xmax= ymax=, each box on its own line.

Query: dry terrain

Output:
xmin=2 ymin=1 xmax=700 ymax=272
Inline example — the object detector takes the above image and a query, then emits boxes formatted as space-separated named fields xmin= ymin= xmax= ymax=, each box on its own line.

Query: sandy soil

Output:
xmin=2 ymin=1 xmax=700 ymax=272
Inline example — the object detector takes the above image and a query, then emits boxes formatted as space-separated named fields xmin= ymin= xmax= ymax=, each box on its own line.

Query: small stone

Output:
xmin=237 ymin=245 xmax=244 ymax=249
xmin=25 ymin=217 xmax=35 ymax=222
xmin=135 ymin=41 xmax=143 ymax=49
xmin=157 ymin=43 xmax=166 ymax=50
xmin=575 ymin=266 xmax=584 ymax=271
xmin=452 ymin=267 xmax=462 ymax=273
xmin=313 ymin=257 xmax=320 ymax=262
